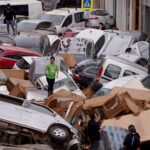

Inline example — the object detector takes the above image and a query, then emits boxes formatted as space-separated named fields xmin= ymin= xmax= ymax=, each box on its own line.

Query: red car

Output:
xmin=0 ymin=45 xmax=41 ymax=69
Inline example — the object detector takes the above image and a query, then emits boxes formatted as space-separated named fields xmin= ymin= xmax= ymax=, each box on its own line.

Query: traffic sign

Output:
xmin=81 ymin=0 xmax=93 ymax=11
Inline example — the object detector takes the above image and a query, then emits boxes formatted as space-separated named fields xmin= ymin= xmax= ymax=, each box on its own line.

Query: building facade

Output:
xmin=142 ymin=0 xmax=150 ymax=34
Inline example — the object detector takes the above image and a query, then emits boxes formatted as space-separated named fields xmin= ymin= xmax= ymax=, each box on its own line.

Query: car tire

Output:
xmin=49 ymin=125 xmax=70 ymax=144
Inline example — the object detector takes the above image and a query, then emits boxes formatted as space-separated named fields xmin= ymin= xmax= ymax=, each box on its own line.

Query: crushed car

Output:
xmin=0 ymin=93 xmax=80 ymax=150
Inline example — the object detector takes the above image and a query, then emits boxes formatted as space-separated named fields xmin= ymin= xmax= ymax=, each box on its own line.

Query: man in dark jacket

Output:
xmin=123 ymin=124 xmax=140 ymax=150
xmin=4 ymin=3 xmax=16 ymax=35
xmin=88 ymin=113 xmax=100 ymax=150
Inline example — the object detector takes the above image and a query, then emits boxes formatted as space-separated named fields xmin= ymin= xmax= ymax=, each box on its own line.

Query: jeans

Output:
xmin=91 ymin=140 xmax=100 ymax=150
xmin=46 ymin=77 xmax=55 ymax=96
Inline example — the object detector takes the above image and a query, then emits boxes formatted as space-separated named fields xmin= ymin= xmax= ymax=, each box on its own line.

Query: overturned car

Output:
xmin=0 ymin=94 xmax=80 ymax=150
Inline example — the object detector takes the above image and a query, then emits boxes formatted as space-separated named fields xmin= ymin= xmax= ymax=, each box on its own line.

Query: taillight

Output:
xmin=73 ymin=74 xmax=81 ymax=81
xmin=97 ymin=66 xmax=103 ymax=82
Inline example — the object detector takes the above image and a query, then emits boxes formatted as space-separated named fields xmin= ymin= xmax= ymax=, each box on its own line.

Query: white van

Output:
xmin=96 ymin=55 xmax=148 ymax=84
xmin=41 ymin=8 xmax=85 ymax=35
xmin=0 ymin=0 xmax=42 ymax=20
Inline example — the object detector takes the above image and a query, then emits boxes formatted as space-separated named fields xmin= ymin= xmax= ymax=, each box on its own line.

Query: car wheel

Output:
xmin=49 ymin=125 xmax=70 ymax=143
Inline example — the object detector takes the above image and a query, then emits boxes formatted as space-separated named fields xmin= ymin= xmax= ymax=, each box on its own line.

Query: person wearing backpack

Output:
xmin=123 ymin=124 xmax=140 ymax=150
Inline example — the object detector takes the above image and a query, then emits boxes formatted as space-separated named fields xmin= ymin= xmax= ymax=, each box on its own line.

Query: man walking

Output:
xmin=123 ymin=124 xmax=140 ymax=150
xmin=87 ymin=113 xmax=100 ymax=150
xmin=45 ymin=56 xmax=58 ymax=97
xmin=4 ymin=3 xmax=16 ymax=35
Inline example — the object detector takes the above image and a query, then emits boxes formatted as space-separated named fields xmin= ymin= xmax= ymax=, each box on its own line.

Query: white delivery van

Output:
xmin=0 ymin=0 xmax=42 ymax=19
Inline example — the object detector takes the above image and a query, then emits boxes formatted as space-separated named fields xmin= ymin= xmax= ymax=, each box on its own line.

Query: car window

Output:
xmin=60 ymin=60 xmax=68 ymax=73
xmin=142 ymin=76 xmax=150 ymax=89
xmin=86 ymin=42 xmax=93 ymax=58
xmin=95 ymin=35 xmax=105 ymax=55
xmin=62 ymin=15 xmax=72 ymax=27
xmin=4 ymin=54 xmax=28 ymax=60
xmin=74 ymin=12 xmax=84 ymax=23
xmin=36 ymin=22 xmax=53 ymax=30
xmin=31 ymin=103 xmax=53 ymax=115
xmin=94 ymin=88 xmax=111 ymax=97
xmin=16 ymin=58 xmax=30 ymax=69
xmin=85 ymin=67 xmax=98 ymax=77
xmin=41 ymin=14 xmax=65 ymax=25
xmin=136 ymin=58 xmax=148 ymax=67
xmin=104 ymin=64 xmax=121 ymax=79
xmin=123 ymin=70 xmax=136 ymax=77
xmin=138 ymin=42 xmax=149 ymax=58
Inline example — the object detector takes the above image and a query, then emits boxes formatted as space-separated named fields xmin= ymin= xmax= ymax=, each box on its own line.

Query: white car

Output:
xmin=59 ymin=37 xmax=95 ymax=63
xmin=17 ymin=19 xmax=56 ymax=33
xmin=129 ymin=41 xmax=149 ymax=59
xmin=26 ymin=71 xmax=85 ymax=101
xmin=118 ymin=53 xmax=148 ymax=67
xmin=40 ymin=8 xmax=85 ymax=36
xmin=94 ymin=74 xmax=149 ymax=97
xmin=28 ymin=56 xmax=72 ymax=82
xmin=0 ymin=93 xmax=80 ymax=149
xmin=89 ymin=9 xmax=114 ymax=27
xmin=76 ymin=28 xmax=105 ymax=56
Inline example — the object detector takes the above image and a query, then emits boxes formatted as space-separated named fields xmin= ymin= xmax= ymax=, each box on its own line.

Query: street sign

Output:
xmin=81 ymin=0 xmax=93 ymax=11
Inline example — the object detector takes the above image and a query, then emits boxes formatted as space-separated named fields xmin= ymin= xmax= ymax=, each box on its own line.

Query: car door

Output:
xmin=73 ymin=12 xmax=85 ymax=27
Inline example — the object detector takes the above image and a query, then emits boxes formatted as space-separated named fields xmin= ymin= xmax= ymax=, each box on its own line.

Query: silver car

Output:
xmin=0 ymin=93 xmax=80 ymax=150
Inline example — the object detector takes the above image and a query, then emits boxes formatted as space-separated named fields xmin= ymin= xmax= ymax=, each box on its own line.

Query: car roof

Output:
xmin=18 ymin=19 xmax=52 ymax=24
xmin=0 ymin=45 xmax=41 ymax=55
xmin=103 ymin=55 xmax=147 ymax=72
xmin=45 ymin=8 xmax=83 ymax=16
xmin=76 ymin=28 xmax=105 ymax=44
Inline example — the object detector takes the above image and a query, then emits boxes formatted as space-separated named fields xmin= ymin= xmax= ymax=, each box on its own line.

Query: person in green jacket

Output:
xmin=45 ymin=56 xmax=58 ymax=97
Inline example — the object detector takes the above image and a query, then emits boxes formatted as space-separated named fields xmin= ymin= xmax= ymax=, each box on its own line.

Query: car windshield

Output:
xmin=93 ymin=88 xmax=111 ymax=97
xmin=16 ymin=58 xmax=30 ymax=69
xmin=31 ymin=103 xmax=54 ymax=115
xmin=54 ymin=78 xmax=78 ymax=91
xmin=41 ymin=14 xmax=65 ymax=25
xmin=44 ymin=77 xmax=78 ymax=91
